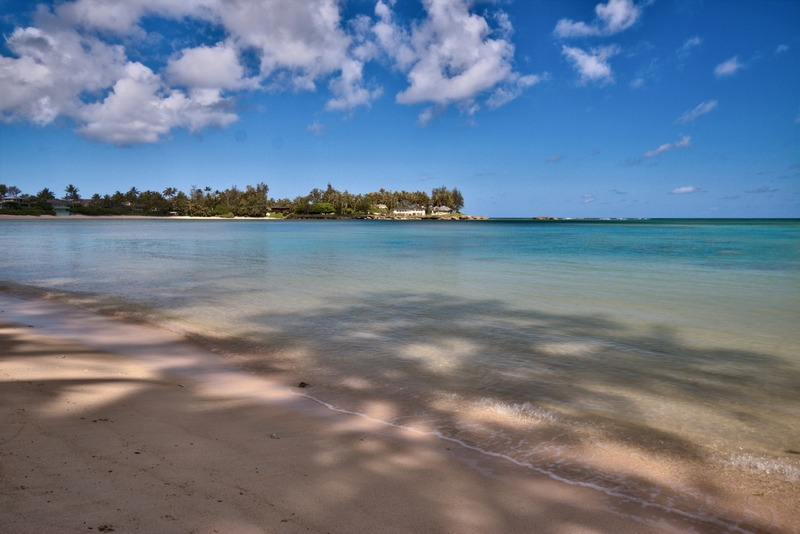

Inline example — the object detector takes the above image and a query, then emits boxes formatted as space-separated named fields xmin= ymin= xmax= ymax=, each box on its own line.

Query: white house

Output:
xmin=392 ymin=207 xmax=425 ymax=217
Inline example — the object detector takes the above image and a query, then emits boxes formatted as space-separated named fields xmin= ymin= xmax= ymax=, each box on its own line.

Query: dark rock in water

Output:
xmin=298 ymin=382 xmax=309 ymax=388
xmin=785 ymin=449 xmax=800 ymax=454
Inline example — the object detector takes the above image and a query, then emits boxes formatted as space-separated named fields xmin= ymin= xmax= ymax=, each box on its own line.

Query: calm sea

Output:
xmin=2 ymin=218 xmax=799 ymax=518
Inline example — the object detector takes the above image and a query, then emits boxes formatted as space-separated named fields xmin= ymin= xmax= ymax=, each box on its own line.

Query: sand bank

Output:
xmin=0 ymin=295 xmax=778 ymax=533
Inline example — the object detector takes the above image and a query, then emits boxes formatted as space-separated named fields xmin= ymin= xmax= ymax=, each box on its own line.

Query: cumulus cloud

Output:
xmin=0 ymin=23 xmax=127 ymax=124
xmin=326 ymin=59 xmax=383 ymax=111
xmin=166 ymin=42 xmax=253 ymax=90
xmin=675 ymin=100 xmax=718 ymax=124
xmin=562 ymin=45 xmax=620 ymax=85
xmin=715 ymin=56 xmax=743 ymax=77
xmin=669 ymin=185 xmax=701 ymax=194
xmin=377 ymin=0 xmax=541 ymax=120
xmin=77 ymin=62 xmax=238 ymax=145
xmin=1 ymin=0 xmax=538 ymax=143
xmin=554 ymin=0 xmax=643 ymax=38
xmin=642 ymin=135 xmax=691 ymax=159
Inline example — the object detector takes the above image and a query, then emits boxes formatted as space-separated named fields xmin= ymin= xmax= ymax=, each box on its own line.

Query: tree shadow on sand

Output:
xmin=2 ymin=293 xmax=799 ymax=533
xmin=237 ymin=291 xmax=799 ymax=448
xmin=1 ymin=322 xmax=769 ymax=534
xmin=228 ymin=291 xmax=800 ymax=520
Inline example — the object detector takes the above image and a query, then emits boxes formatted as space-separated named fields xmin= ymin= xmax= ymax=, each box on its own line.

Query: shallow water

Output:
xmin=2 ymin=217 xmax=799 ymax=524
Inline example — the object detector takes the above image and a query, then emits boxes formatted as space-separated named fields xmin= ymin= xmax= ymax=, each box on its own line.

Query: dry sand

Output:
xmin=0 ymin=295 xmax=777 ymax=533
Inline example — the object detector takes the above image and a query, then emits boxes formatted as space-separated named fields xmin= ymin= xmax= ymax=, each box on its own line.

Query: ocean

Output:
xmin=2 ymin=217 xmax=799 ymax=526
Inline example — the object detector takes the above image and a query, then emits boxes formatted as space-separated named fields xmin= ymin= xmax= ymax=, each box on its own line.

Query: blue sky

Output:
xmin=0 ymin=0 xmax=798 ymax=217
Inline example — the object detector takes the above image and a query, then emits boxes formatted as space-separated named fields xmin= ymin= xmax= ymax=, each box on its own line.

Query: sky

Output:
xmin=0 ymin=0 xmax=798 ymax=218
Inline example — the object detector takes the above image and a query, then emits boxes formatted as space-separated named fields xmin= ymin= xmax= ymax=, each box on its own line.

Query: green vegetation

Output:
xmin=0 ymin=181 xmax=467 ymax=218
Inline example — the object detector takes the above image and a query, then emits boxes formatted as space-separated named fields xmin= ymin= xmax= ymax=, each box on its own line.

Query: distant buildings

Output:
xmin=392 ymin=207 xmax=426 ymax=217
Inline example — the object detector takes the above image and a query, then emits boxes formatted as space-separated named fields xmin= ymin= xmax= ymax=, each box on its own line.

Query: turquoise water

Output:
xmin=2 ymin=218 xmax=799 ymax=502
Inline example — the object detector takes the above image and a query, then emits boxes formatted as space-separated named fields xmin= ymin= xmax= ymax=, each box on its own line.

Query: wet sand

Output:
xmin=0 ymin=295 xmax=785 ymax=533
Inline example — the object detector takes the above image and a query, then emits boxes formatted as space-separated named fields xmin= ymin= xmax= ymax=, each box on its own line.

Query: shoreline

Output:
xmin=0 ymin=293 xmax=769 ymax=533
xmin=0 ymin=214 xmax=489 ymax=221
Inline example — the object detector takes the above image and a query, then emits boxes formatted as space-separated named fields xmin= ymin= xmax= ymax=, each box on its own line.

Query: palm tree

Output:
xmin=64 ymin=184 xmax=80 ymax=204
xmin=163 ymin=187 xmax=178 ymax=212
xmin=34 ymin=188 xmax=55 ymax=211
xmin=124 ymin=187 xmax=140 ymax=203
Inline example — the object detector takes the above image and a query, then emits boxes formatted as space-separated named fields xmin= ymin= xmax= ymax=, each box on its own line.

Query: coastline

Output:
xmin=0 ymin=214 xmax=282 ymax=220
xmin=0 ymin=294 xmax=767 ymax=533
xmin=0 ymin=214 xmax=489 ymax=221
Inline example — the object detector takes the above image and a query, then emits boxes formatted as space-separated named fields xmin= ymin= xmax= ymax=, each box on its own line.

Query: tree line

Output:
xmin=0 ymin=182 xmax=465 ymax=217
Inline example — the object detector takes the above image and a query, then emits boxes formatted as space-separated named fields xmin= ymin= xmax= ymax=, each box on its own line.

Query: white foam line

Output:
xmin=292 ymin=389 xmax=757 ymax=534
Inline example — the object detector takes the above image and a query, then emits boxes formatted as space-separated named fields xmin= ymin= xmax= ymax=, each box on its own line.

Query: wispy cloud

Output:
xmin=307 ymin=121 xmax=325 ymax=137
xmin=720 ymin=195 xmax=740 ymax=200
xmin=745 ymin=186 xmax=778 ymax=194
xmin=642 ymin=135 xmax=691 ymax=160
xmin=775 ymin=44 xmax=789 ymax=54
xmin=554 ymin=0 xmax=644 ymax=38
xmin=670 ymin=185 xmax=701 ymax=194
xmin=581 ymin=194 xmax=596 ymax=204
xmin=562 ymin=45 xmax=620 ymax=86
xmin=714 ymin=56 xmax=743 ymax=77
xmin=675 ymin=100 xmax=718 ymax=124
xmin=546 ymin=154 xmax=563 ymax=163
xmin=677 ymin=36 xmax=703 ymax=59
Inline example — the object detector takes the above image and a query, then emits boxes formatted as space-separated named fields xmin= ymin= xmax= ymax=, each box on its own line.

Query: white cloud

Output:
xmin=643 ymin=135 xmax=691 ymax=159
xmin=1 ymin=0 xmax=536 ymax=143
xmin=325 ymin=59 xmax=383 ymax=111
xmin=775 ymin=44 xmax=789 ymax=54
xmin=417 ymin=105 xmax=446 ymax=126
xmin=307 ymin=121 xmax=325 ymax=137
xmin=669 ymin=185 xmax=701 ymax=194
xmin=0 ymin=24 xmax=127 ymax=124
xmin=677 ymin=36 xmax=702 ymax=58
xmin=166 ymin=42 xmax=253 ymax=90
xmin=486 ymin=74 xmax=544 ymax=109
xmin=77 ymin=62 xmax=237 ymax=145
xmin=554 ymin=0 xmax=643 ymax=38
xmin=714 ymin=56 xmax=743 ymax=77
xmin=377 ymin=0 xmax=539 ymax=114
xmin=55 ymin=0 xmax=152 ymax=34
xmin=581 ymin=194 xmax=596 ymax=203
xmin=546 ymin=154 xmax=563 ymax=163
xmin=675 ymin=100 xmax=718 ymax=124
xmin=373 ymin=1 xmax=416 ymax=70
xmin=395 ymin=0 xmax=513 ymax=105
xmin=0 ymin=0 xmax=377 ymax=142
xmin=562 ymin=45 xmax=620 ymax=85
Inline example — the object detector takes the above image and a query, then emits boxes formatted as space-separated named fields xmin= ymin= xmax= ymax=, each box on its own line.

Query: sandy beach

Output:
xmin=0 ymin=295 xmax=788 ymax=533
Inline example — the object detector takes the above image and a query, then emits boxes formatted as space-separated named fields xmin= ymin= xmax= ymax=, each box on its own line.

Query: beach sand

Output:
xmin=0 ymin=296 xmax=782 ymax=533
